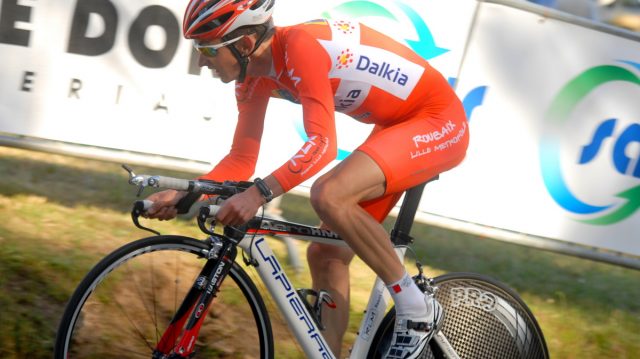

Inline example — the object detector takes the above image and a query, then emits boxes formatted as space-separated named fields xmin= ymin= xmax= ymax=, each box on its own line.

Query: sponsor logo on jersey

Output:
xmin=355 ymin=55 xmax=410 ymax=86
xmin=332 ymin=20 xmax=356 ymax=35
xmin=320 ymin=40 xmax=424 ymax=100
xmin=413 ymin=121 xmax=457 ymax=147
xmin=288 ymin=133 xmax=329 ymax=176
xmin=334 ymin=80 xmax=371 ymax=113
xmin=336 ymin=49 xmax=355 ymax=69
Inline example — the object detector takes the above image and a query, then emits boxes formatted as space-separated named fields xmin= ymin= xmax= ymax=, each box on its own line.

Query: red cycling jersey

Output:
xmin=201 ymin=19 xmax=469 ymax=220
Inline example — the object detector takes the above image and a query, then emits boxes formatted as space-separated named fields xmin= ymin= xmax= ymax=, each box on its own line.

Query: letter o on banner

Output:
xmin=128 ymin=5 xmax=180 ymax=68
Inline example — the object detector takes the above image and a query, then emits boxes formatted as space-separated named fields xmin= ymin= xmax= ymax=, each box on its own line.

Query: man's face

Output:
xmin=195 ymin=37 xmax=243 ymax=83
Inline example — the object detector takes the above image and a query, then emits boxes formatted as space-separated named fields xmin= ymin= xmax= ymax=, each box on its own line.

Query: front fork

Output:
xmin=153 ymin=238 xmax=237 ymax=359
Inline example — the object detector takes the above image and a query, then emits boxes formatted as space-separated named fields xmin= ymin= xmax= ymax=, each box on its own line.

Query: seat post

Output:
xmin=390 ymin=175 xmax=439 ymax=246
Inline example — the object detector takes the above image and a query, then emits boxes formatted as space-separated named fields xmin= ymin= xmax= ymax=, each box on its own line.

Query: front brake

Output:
xmin=131 ymin=200 xmax=161 ymax=235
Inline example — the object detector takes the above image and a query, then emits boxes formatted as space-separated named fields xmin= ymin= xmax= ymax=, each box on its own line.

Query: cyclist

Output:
xmin=147 ymin=0 xmax=469 ymax=357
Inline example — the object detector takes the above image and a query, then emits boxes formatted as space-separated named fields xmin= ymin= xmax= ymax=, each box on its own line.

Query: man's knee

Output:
xmin=309 ymin=178 xmax=339 ymax=216
xmin=309 ymin=176 xmax=346 ymax=219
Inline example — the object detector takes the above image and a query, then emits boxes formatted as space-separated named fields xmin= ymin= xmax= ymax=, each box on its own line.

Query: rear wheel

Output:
xmin=367 ymin=272 xmax=548 ymax=359
xmin=54 ymin=235 xmax=273 ymax=358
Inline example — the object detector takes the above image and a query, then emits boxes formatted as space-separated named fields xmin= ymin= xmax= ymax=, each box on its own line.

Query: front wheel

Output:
xmin=54 ymin=235 xmax=274 ymax=358
xmin=368 ymin=272 xmax=549 ymax=359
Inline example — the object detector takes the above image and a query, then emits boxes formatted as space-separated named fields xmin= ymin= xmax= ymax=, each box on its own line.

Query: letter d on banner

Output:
xmin=67 ymin=0 xmax=118 ymax=56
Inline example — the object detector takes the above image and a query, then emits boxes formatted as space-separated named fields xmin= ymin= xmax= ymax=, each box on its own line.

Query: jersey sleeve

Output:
xmin=271 ymin=29 xmax=338 ymax=192
xmin=199 ymin=78 xmax=271 ymax=182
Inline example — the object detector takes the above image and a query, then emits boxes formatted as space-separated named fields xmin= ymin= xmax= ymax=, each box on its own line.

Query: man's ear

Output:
xmin=237 ymin=35 xmax=255 ymax=56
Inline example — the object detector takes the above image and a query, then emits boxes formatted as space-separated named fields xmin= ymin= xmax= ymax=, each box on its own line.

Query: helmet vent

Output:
xmin=251 ymin=0 xmax=274 ymax=11
xmin=194 ymin=11 xmax=233 ymax=35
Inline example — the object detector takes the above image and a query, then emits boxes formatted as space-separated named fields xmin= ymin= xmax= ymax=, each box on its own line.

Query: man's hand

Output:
xmin=216 ymin=186 xmax=266 ymax=226
xmin=145 ymin=190 xmax=187 ymax=221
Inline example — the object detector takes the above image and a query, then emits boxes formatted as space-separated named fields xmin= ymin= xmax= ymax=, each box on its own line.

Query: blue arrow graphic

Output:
xmin=394 ymin=0 xmax=449 ymax=60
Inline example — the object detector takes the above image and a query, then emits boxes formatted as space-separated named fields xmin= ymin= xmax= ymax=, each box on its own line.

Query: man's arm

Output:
xmin=270 ymin=28 xmax=338 ymax=193
xmin=145 ymin=78 xmax=271 ymax=220
xmin=199 ymin=77 xmax=271 ymax=182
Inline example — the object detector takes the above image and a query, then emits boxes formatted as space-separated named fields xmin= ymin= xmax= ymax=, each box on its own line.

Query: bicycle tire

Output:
xmin=367 ymin=272 xmax=549 ymax=359
xmin=54 ymin=235 xmax=274 ymax=358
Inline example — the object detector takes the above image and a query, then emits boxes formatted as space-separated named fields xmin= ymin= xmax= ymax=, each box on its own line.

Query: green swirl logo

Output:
xmin=540 ymin=61 xmax=640 ymax=225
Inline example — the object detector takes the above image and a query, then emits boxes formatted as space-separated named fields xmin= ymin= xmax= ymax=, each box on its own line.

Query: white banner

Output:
xmin=441 ymin=2 xmax=640 ymax=255
xmin=1 ymin=0 xmax=638 ymax=257
xmin=1 ymin=0 xmax=237 ymax=162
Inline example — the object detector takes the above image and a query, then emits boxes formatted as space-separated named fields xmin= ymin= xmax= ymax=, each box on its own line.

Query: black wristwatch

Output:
xmin=254 ymin=177 xmax=273 ymax=203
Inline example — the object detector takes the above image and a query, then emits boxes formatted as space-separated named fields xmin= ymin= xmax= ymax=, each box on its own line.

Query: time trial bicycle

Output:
xmin=54 ymin=166 xmax=549 ymax=358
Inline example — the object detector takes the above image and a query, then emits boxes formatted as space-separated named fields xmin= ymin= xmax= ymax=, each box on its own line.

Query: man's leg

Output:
xmin=307 ymin=241 xmax=354 ymax=358
xmin=309 ymin=150 xmax=442 ymax=359
xmin=310 ymin=151 xmax=404 ymax=284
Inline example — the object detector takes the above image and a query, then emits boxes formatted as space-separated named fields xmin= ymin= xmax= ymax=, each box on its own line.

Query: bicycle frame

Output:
xmin=235 ymin=217 xmax=408 ymax=359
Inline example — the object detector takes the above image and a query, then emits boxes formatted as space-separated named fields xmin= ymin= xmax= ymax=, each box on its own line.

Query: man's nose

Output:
xmin=197 ymin=53 xmax=210 ymax=67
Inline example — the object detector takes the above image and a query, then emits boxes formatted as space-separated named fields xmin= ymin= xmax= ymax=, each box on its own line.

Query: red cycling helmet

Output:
xmin=183 ymin=0 xmax=275 ymax=42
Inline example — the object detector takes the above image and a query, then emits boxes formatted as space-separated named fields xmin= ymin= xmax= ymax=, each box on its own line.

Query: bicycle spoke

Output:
xmin=112 ymin=294 xmax=156 ymax=352
xmin=126 ymin=259 xmax=161 ymax=334
xmin=109 ymin=342 xmax=156 ymax=358
xmin=174 ymin=253 xmax=180 ymax=319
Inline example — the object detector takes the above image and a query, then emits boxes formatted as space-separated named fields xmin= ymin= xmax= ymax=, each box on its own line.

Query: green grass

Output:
xmin=0 ymin=146 xmax=639 ymax=358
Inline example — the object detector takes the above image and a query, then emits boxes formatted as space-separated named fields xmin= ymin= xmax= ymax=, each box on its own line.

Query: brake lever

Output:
xmin=131 ymin=200 xmax=160 ymax=235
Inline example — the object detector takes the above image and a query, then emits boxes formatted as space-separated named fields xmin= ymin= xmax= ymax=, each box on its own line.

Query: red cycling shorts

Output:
xmin=357 ymin=99 xmax=469 ymax=222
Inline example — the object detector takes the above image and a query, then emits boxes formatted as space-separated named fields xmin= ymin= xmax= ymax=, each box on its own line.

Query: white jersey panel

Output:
xmin=318 ymin=20 xmax=425 ymax=101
